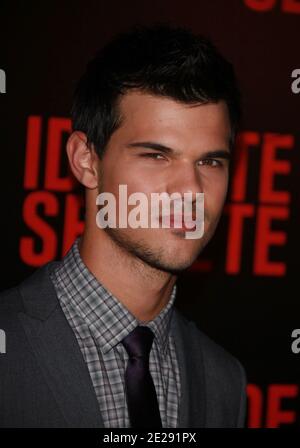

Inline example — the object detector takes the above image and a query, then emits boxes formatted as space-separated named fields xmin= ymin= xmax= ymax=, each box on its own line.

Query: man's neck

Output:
xmin=78 ymin=231 xmax=176 ymax=322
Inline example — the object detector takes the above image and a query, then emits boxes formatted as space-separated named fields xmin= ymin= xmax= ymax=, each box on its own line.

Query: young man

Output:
xmin=0 ymin=24 xmax=247 ymax=428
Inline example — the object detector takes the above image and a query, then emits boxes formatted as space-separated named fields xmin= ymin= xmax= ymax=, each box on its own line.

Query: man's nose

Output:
xmin=166 ymin=161 xmax=204 ymax=199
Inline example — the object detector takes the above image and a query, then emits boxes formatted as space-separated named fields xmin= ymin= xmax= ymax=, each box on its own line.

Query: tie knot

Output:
xmin=121 ymin=326 xmax=154 ymax=359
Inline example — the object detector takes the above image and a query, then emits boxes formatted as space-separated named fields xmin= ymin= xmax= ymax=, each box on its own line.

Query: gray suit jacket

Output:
xmin=0 ymin=261 xmax=247 ymax=428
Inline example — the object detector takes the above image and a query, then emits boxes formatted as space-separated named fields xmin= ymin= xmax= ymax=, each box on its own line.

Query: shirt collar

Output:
xmin=52 ymin=236 xmax=177 ymax=357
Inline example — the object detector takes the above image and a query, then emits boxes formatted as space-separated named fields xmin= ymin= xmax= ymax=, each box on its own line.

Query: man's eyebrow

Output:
xmin=126 ymin=141 xmax=231 ymax=160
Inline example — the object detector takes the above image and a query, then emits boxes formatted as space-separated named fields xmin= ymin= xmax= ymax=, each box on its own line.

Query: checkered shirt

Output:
xmin=49 ymin=237 xmax=181 ymax=428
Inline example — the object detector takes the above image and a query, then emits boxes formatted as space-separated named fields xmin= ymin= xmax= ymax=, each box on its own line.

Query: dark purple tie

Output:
xmin=121 ymin=325 xmax=163 ymax=428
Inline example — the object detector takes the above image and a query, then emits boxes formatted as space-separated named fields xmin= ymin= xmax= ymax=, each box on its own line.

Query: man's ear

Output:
xmin=66 ymin=131 xmax=99 ymax=189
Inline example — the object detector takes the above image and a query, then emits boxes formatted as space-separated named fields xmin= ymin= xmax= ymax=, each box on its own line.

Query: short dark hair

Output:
xmin=71 ymin=23 xmax=241 ymax=158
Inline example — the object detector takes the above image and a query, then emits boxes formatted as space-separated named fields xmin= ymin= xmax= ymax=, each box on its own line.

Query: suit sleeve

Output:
xmin=236 ymin=360 xmax=248 ymax=428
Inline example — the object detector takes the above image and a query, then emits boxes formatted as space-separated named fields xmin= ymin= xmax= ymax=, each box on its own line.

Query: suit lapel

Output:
xmin=17 ymin=261 xmax=104 ymax=428
xmin=171 ymin=308 xmax=206 ymax=428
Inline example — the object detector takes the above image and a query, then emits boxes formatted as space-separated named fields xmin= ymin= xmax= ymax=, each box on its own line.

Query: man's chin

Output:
xmin=154 ymin=261 xmax=194 ymax=275
xmin=104 ymin=227 xmax=202 ymax=273
xmin=136 ymin=251 xmax=198 ymax=275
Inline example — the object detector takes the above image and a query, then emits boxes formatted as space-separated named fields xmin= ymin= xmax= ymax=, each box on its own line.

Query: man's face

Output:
xmin=96 ymin=90 xmax=231 ymax=274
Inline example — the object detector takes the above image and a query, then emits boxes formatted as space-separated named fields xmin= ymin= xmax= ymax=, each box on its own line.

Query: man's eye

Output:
xmin=141 ymin=153 xmax=165 ymax=160
xmin=198 ymin=159 xmax=222 ymax=167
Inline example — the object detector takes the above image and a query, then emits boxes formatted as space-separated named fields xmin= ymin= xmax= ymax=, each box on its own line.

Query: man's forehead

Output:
xmin=117 ymin=90 xmax=171 ymax=116
xmin=117 ymin=90 xmax=230 ymax=127
xmin=114 ymin=92 xmax=231 ymax=152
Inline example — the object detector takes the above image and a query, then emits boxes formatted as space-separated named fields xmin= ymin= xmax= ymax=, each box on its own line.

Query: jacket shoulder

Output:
xmin=0 ymin=261 xmax=61 ymax=322
xmin=0 ymin=284 xmax=24 ymax=317
xmin=173 ymin=308 xmax=247 ymax=427
xmin=174 ymin=307 xmax=245 ymax=374
xmin=174 ymin=310 xmax=247 ymax=391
